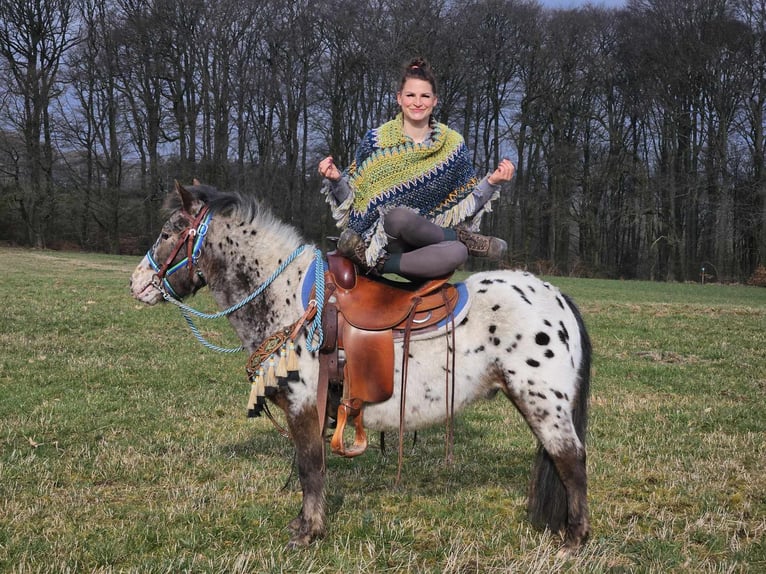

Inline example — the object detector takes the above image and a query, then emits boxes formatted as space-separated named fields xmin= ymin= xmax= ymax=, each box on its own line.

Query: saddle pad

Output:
xmin=301 ymin=258 xmax=471 ymax=341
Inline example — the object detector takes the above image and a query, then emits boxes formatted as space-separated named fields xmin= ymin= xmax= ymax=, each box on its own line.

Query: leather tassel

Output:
xmin=247 ymin=371 xmax=264 ymax=417
xmin=255 ymin=369 xmax=266 ymax=402
xmin=276 ymin=346 xmax=288 ymax=378
xmin=247 ymin=381 xmax=259 ymax=412
xmin=264 ymin=356 xmax=277 ymax=395
xmin=286 ymin=341 xmax=300 ymax=381
xmin=287 ymin=341 xmax=299 ymax=371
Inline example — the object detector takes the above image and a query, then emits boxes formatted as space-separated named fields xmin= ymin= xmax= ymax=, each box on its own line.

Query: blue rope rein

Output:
xmin=160 ymin=245 xmax=325 ymax=353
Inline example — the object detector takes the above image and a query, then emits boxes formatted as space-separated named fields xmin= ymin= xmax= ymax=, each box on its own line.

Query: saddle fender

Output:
xmin=340 ymin=319 xmax=395 ymax=403
xmin=330 ymin=318 xmax=396 ymax=458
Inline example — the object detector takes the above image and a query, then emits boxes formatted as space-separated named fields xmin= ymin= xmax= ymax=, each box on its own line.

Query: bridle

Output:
xmin=146 ymin=205 xmax=212 ymax=299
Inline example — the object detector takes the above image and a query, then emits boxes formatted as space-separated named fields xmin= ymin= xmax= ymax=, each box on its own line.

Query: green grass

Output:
xmin=1 ymin=247 xmax=764 ymax=572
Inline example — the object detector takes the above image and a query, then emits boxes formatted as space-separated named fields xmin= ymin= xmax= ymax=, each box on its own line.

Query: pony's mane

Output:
xmin=166 ymin=184 xmax=304 ymax=246
xmin=163 ymin=184 xmax=257 ymax=220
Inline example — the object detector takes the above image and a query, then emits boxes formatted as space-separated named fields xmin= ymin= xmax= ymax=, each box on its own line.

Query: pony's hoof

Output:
xmin=286 ymin=528 xmax=324 ymax=549
xmin=286 ymin=536 xmax=311 ymax=550
xmin=286 ymin=516 xmax=325 ymax=549
xmin=558 ymin=523 xmax=590 ymax=555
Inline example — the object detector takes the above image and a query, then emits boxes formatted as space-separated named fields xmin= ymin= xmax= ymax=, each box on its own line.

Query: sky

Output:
xmin=541 ymin=0 xmax=626 ymax=9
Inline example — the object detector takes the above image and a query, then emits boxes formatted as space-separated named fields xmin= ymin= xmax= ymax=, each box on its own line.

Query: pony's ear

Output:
xmin=192 ymin=178 xmax=201 ymax=185
xmin=175 ymin=180 xmax=196 ymax=214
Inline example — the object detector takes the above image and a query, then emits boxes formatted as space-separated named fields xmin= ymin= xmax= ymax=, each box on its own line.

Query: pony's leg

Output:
xmin=497 ymin=367 xmax=590 ymax=549
xmin=528 ymin=437 xmax=589 ymax=550
xmin=276 ymin=398 xmax=326 ymax=547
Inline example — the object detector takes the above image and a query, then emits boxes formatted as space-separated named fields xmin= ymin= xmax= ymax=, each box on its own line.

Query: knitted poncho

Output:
xmin=326 ymin=114 xmax=488 ymax=266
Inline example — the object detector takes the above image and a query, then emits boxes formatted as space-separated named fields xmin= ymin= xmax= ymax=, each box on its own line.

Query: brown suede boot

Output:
xmin=456 ymin=226 xmax=507 ymax=260
xmin=336 ymin=228 xmax=387 ymax=274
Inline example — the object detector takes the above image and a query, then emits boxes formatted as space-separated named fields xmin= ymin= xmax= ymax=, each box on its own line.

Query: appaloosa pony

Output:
xmin=130 ymin=182 xmax=592 ymax=550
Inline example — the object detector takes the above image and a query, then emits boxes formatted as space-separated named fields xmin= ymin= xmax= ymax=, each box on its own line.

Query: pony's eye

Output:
xmin=161 ymin=232 xmax=170 ymax=240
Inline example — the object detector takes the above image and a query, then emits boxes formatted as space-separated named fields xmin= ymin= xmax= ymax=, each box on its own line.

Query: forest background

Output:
xmin=0 ymin=0 xmax=764 ymax=283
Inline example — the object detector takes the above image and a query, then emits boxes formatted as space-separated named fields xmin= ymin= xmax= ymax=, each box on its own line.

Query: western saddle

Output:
xmin=317 ymin=252 xmax=459 ymax=458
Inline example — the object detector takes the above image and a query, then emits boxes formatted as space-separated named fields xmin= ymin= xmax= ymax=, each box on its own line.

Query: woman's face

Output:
xmin=397 ymin=78 xmax=437 ymax=126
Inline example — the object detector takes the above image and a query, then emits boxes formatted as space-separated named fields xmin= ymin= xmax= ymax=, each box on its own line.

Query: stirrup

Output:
xmin=330 ymin=398 xmax=368 ymax=457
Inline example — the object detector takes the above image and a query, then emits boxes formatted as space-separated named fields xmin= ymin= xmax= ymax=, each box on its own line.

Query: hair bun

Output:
xmin=400 ymin=57 xmax=437 ymax=94
xmin=409 ymin=57 xmax=429 ymax=70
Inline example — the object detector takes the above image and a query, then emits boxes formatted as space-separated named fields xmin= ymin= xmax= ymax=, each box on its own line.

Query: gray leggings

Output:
xmin=383 ymin=207 xmax=467 ymax=278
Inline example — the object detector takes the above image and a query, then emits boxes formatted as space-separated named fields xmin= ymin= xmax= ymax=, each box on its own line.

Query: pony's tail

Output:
xmin=527 ymin=294 xmax=591 ymax=533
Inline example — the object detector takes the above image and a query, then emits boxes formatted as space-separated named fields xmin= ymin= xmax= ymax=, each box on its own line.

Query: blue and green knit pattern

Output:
xmin=344 ymin=114 xmax=479 ymax=235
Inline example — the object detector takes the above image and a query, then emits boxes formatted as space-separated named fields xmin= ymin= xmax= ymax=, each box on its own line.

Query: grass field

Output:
xmin=0 ymin=246 xmax=764 ymax=573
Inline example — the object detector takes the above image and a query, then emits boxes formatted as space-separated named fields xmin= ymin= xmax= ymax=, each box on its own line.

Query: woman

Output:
xmin=319 ymin=57 xmax=515 ymax=279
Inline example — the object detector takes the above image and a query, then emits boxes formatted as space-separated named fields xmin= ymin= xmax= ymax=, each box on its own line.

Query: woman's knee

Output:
xmin=446 ymin=241 xmax=469 ymax=267
xmin=383 ymin=207 xmax=421 ymax=237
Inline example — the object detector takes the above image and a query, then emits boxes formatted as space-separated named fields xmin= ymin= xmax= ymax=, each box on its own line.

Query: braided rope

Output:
xmin=304 ymin=255 xmax=325 ymax=352
xmin=178 ymin=308 xmax=244 ymax=353
xmin=161 ymin=245 xmax=325 ymax=353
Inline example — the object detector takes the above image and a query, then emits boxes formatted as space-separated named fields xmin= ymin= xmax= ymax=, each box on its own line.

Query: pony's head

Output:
xmin=131 ymin=179 xmax=304 ymax=305
xmin=130 ymin=180 xmax=213 ymax=304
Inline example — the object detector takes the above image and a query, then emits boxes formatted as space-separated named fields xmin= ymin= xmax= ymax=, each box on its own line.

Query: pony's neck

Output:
xmin=202 ymin=210 xmax=315 ymax=351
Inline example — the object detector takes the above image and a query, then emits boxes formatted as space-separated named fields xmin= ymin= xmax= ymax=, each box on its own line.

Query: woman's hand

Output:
xmin=318 ymin=156 xmax=342 ymax=182
xmin=488 ymin=158 xmax=516 ymax=186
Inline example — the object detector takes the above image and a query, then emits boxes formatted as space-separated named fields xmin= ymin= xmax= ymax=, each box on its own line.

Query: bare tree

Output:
xmin=0 ymin=0 xmax=78 ymax=247
xmin=154 ymin=0 xmax=205 ymax=181
xmin=445 ymin=0 xmax=528 ymax=258
xmin=0 ymin=0 xmax=762 ymax=280
xmin=111 ymin=0 xmax=172 ymax=239
xmin=60 ymin=0 xmax=127 ymax=252
xmin=733 ymin=0 xmax=766 ymax=275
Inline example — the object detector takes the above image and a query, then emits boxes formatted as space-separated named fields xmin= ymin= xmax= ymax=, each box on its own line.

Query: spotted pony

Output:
xmin=130 ymin=182 xmax=592 ymax=550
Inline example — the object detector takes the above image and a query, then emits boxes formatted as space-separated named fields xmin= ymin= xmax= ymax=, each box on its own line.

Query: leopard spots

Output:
xmin=558 ymin=321 xmax=571 ymax=352
xmin=512 ymin=285 xmax=531 ymax=304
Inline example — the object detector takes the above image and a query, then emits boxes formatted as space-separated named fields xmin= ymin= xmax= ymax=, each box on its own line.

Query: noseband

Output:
xmin=146 ymin=206 xmax=212 ymax=298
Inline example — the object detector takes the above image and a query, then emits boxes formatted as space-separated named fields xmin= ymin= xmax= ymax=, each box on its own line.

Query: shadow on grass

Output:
xmin=222 ymin=406 xmax=534 ymax=503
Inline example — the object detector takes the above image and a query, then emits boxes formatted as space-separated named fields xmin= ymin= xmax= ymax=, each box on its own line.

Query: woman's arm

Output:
xmin=318 ymin=155 xmax=352 ymax=203
xmin=471 ymin=159 xmax=515 ymax=213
